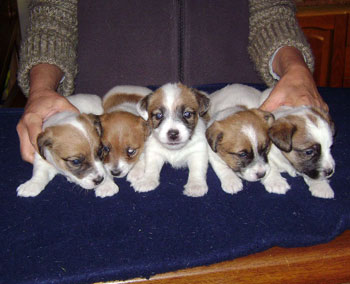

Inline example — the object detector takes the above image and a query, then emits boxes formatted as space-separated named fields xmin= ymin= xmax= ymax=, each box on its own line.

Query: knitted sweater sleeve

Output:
xmin=18 ymin=0 xmax=78 ymax=97
xmin=248 ymin=0 xmax=314 ymax=87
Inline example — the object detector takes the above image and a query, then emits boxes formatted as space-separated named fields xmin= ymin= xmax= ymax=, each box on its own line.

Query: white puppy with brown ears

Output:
xmin=260 ymin=88 xmax=336 ymax=199
xmin=99 ymin=85 xmax=151 ymax=182
xmin=17 ymin=94 xmax=119 ymax=198
xmin=127 ymin=82 xmax=210 ymax=197
xmin=206 ymin=84 xmax=275 ymax=194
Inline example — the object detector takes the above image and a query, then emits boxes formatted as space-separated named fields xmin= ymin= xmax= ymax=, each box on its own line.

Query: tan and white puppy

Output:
xmin=127 ymin=82 xmax=210 ymax=197
xmin=17 ymin=94 xmax=119 ymax=198
xmin=206 ymin=84 xmax=274 ymax=194
xmin=260 ymin=88 xmax=336 ymax=198
xmin=99 ymin=85 xmax=151 ymax=182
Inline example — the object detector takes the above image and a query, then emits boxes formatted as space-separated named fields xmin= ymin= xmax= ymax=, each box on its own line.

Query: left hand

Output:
xmin=260 ymin=46 xmax=328 ymax=113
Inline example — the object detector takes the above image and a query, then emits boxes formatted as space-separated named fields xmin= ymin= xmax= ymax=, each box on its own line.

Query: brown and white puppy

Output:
xmin=17 ymin=94 xmax=119 ymax=198
xmin=206 ymin=84 xmax=274 ymax=194
xmin=127 ymin=82 xmax=210 ymax=197
xmin=260 ymin=88 xmax=336 ymax=198
xmin=99 ymin=85 xmax=151 ymax=184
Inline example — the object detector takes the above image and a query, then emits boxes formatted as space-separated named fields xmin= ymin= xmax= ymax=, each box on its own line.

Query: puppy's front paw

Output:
xmin=309 ymin=181 xmax=334 ymax=199
xmin=127 ymin=167 xmax=144 ymax=185
xmin=220 ymin=174 xmax=243 ymax=194
xmin=132 ymin=177 xmax=159 ymax=193
xmin=183 ymin=181 xmax=208 ymax=197
xmin=263 ymin=175 xmax=290 ymax=195
xmin=17 ymin=180 xmax=45 ymax=197
xmin=95 ymin=180 xmax=119 ymax=198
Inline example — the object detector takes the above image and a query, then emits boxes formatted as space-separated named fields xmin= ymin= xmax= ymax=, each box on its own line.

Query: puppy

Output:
xmin=127 ymin=82 xmax=210 ymax=197
xmin=206 ymin=84 xmax=274 ymax=194
xmin=99 ymin=85 xmax=151 ymax=183
xmin=17 ymin=94 xmax=119 ymax=198
xmin=260 ymin=88 xmax=336 ymax=198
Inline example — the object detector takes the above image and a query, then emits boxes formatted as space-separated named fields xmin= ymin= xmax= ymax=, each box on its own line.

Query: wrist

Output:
xmin=29 ymin=64 xmax=64 ymax=96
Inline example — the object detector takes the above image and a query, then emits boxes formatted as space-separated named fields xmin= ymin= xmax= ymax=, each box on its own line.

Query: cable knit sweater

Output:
xmin=18 ymin=0 xmax=313 ymax=97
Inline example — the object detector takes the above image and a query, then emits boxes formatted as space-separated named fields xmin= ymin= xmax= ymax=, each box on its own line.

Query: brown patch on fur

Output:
xmin=310 ymin=107 xmax=335 ymax=136
xmin=99 ymin=111 xmax=149 ymax=167
xmin=103 ymin=93 xmax=144 ymax=112
xmin=206 ymin=109 xmax=271 ymax=171
xmin=37 ymin=114 xmax=101 ymax=178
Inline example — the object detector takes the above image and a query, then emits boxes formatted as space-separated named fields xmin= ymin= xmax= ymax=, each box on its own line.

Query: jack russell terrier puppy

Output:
xmin=206 ymin=84 xmax=274 ymax=194
xmin=17 ymin=94 xmax=119 ymax=198
xmin=260 ymin=88 xmax=336 ymax=199
xmin=99 ymin=85 xmax=151 ymax=186
xmin=127 ymin=82 xmax=210 ymax=197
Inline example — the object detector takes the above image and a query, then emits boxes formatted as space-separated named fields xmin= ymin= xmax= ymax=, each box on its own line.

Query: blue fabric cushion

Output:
xmin=1 ymin=84 xmax=349 ymax=284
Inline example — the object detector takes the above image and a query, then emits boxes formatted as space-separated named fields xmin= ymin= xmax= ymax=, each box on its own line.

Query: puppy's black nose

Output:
xmin=324 ymin=168 xmax=334 ymax=178
xmin=168 ymin=129 xmax=179 ymax=140
xmin=256 ymin=171 xmax=266 ymax=179
xmin=111 ymin=169 xmax=122 ymax=177
xmin=93 ymin=175 xmax=104 ymax=185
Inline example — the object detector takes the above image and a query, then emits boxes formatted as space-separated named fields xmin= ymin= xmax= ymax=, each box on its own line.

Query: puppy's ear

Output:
xmin=206 ymin=122 xmax=224 ymax=153
xmin=84 ymin=114 xmax=103 ymax=137
xmin=192 ymin=89 xmax=210 ymax=117
xmin=268 ymin=118 xmax=296 ymax=152
xmin=137 ymin=93 xmax=152 ymax=121
xmin=252 ymin=109 xmax=275 ymax=126
xmin=37 ymin=129 xmax=53 ymax=160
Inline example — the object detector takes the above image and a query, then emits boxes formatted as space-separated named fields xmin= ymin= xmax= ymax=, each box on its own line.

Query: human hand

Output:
xmin=16 ymin=89 xmax=78 ymax=163
xmin=260 ymin=65 xmax=329 ymax=112
xmin=260 ymin=46 xmax=328 ymax=113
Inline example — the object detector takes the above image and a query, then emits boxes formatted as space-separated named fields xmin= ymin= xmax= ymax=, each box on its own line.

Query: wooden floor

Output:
xmin=104 ymin=230 xmax=350 ymax=284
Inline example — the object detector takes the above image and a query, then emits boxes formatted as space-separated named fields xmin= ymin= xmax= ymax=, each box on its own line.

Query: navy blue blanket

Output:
xmin=1 ymin=84 xmax=350 ymax=284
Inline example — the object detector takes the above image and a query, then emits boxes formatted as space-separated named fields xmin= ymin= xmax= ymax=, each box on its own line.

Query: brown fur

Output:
xmin=206 ymin=109 xmax=273 ymax=171
xmin=103 ymin=93 xmax=144 ymax=112
xmin=99 ymin=111 xmax=150 ymax=167
xmin=37 ymin=114 xmax=101 ymax=178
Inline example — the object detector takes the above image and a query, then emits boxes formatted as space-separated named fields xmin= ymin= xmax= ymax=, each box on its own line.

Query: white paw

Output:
xmin=132 ymin=177 xmax=159 ymax=193
xmin=220 ymin=175 xmax=243 ymax=194
xmin=126 ymin=166 xmax=144 ymax=184
xmin=17 ymin=180 xmax=45 ymax=197
xmin=94 ymin=180 xmax=119 ymax=198
xmin=309 ymin=181 xmax=334 ymax=199
xmin=183 ymin=181 xmax=208 ymax=197
xmin=263 ymin=175 xmax=290 ymax=194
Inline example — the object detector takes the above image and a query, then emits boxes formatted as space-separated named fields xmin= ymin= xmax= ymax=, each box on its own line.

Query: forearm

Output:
xmin=29 ymin=64 xmax=64 ymax=97
xmin=18 ymin=0 xmax=78 ymax=97
xmin=248 ymin=0 xmax=314 ymax=86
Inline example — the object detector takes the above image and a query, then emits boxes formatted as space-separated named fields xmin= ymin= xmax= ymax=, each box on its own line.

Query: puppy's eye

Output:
xmin=98 ymin=144 xmax=110 ymax=160
xmin=154 ymin=112 xmax=163 ymax=120
xmin=183 ymin=111 xmax=192 ymax=119
xmin=304 ymin=148 xmax=315 ymax=156
xmin=126 ymin=148 xmax=137 ymax=157
xmin=66 ymin=157 xmax=83 ymax=168
xmin=238 ymin=151 xmax=248 ymax=158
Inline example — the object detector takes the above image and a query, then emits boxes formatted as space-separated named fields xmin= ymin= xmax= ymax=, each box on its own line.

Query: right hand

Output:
xmin=17 ymin=88 xmax=78 ymax=163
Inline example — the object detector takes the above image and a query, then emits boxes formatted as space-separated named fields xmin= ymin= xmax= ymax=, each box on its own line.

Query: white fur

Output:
xmin=208 ymin=84 xmax=270 ymax=193
xmin=260 ymin=89 xmax=335 ymax=199
xmin=127 ymin=83 xmax=209 ymax=197
xmin=17 ymin=94 xmax=118 ymax=198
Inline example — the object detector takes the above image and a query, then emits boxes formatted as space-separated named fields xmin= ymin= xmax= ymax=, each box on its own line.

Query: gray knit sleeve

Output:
xmin=18 ymin=0 xmax=78 ymax=97
xmin=248 ymin=0 xmax=314 ymax=87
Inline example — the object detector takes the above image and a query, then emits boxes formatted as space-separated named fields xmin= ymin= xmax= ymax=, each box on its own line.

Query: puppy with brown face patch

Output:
xmin=260 ymin=88 xmax=336 ymax=198
xmin=17 ymin=94 xmax=119 ymax=198
xmin=99 ymin=85 xmax=151 ymax=183
xmin=206 ymin=84 xmax=274 ymax=194
xmin=127 ymin=82 xmax=210 ymax=197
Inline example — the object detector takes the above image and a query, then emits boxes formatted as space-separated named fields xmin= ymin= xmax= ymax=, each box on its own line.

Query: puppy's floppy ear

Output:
xmin=137 ymin=93 xmax=152 ymax=121
xmin=37 ymin=129 xmax=53 ymax=160
xmin=85 ymin=114 xmax=103 ymax=137
xmin=206 ymin=122 xmax=224 ymax=153
xmin=252 ymin=109 xmax=275 ymax=126
xmin=192 ymin=89 xmax=210 ymax=117
xmin=268 ymin=118 xmax=296 ymax=152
